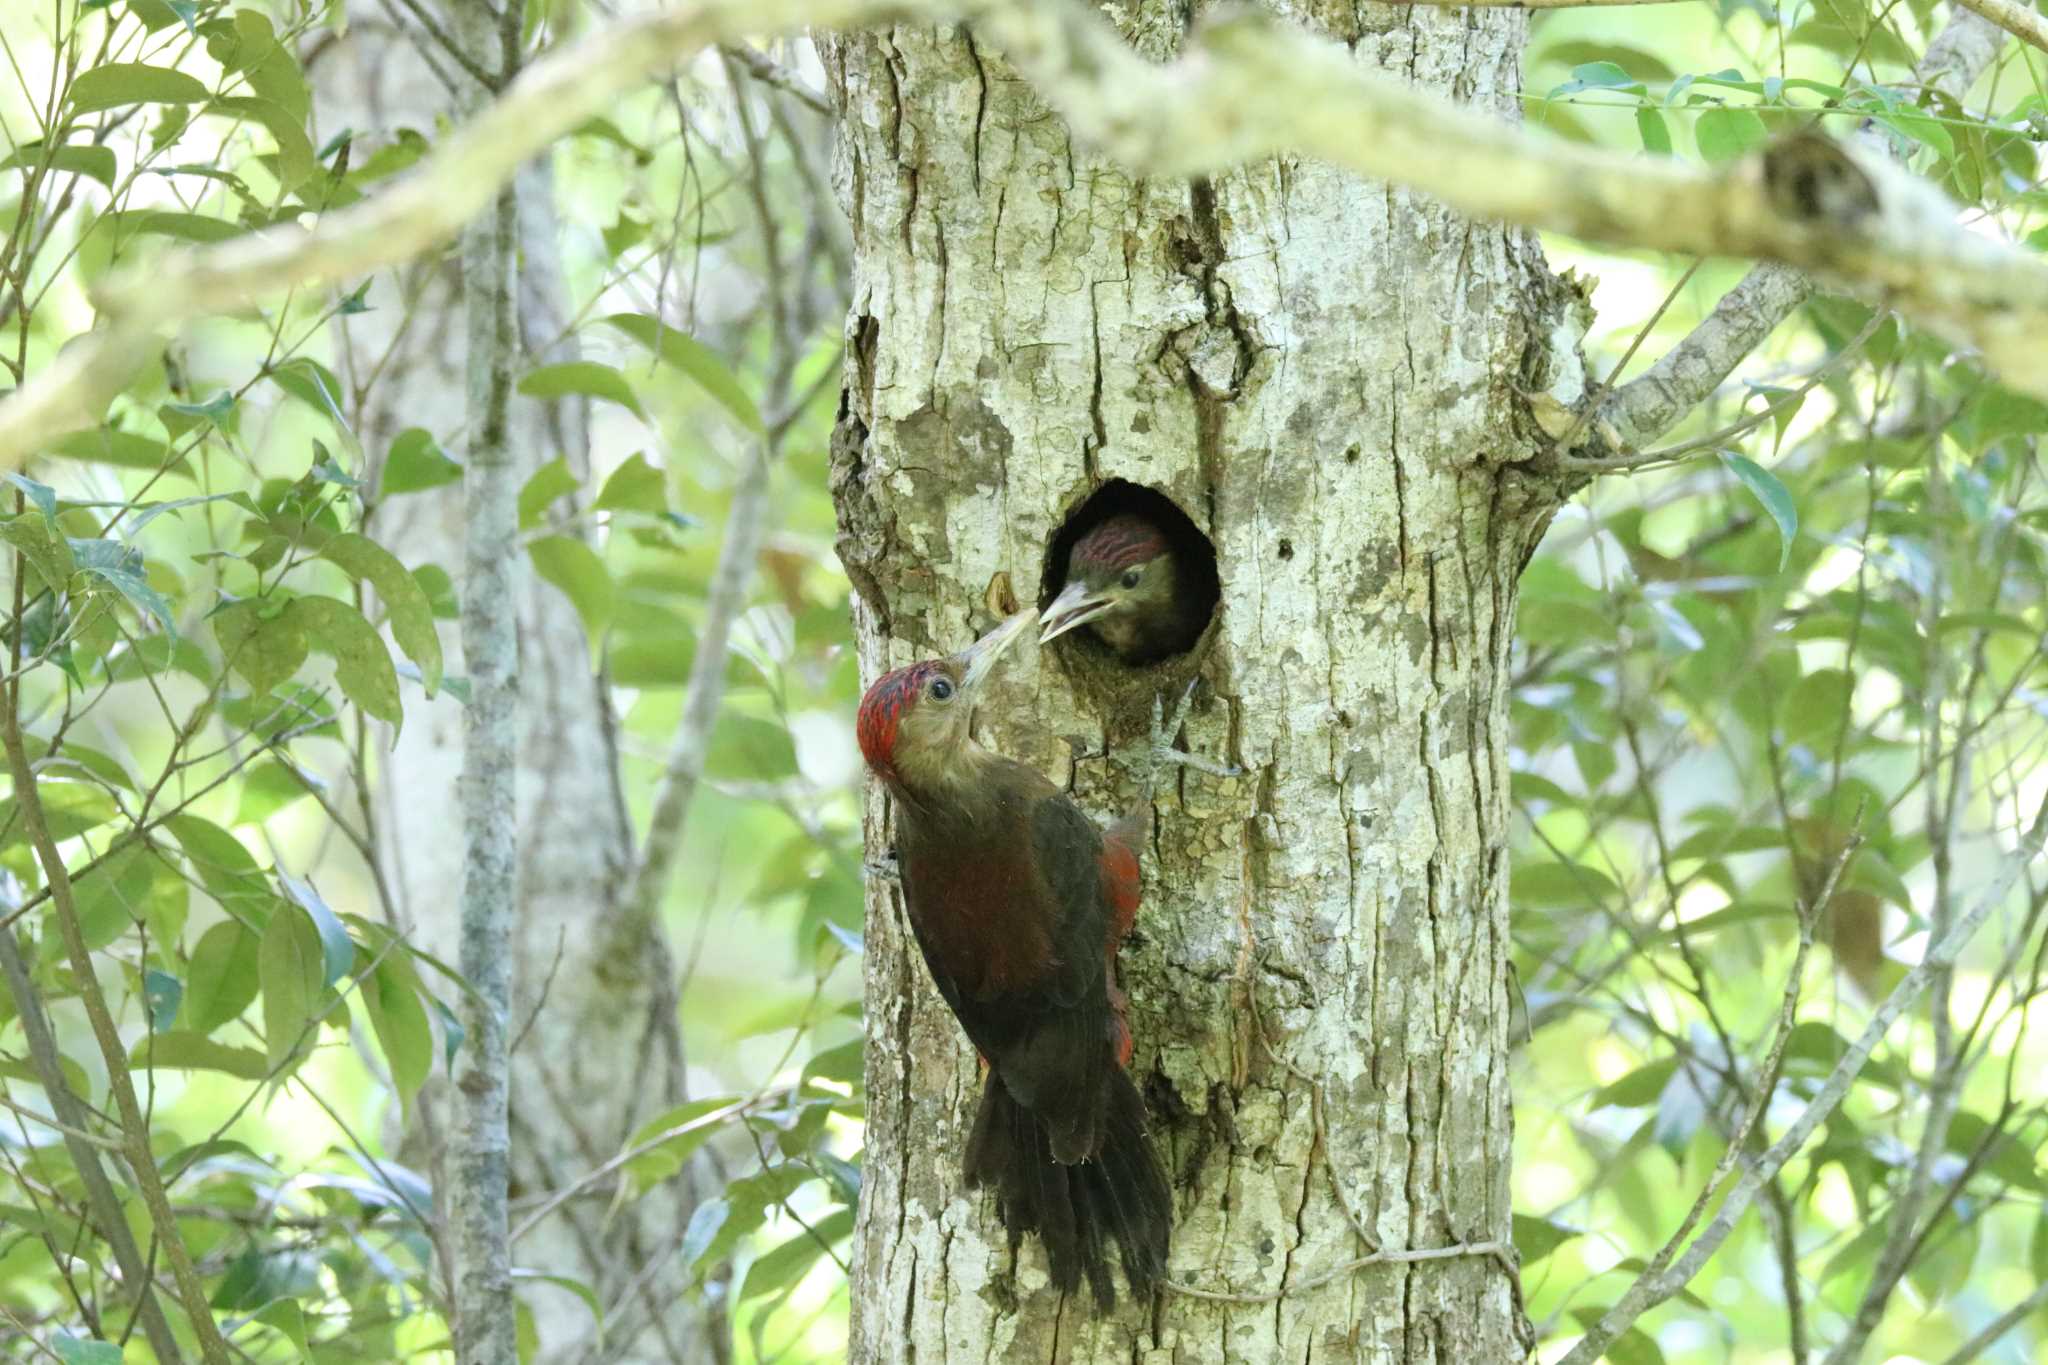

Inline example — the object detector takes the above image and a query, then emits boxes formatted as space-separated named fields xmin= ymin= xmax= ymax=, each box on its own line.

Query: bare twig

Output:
xmin=0 ymin=933 xmax=181 ymax=1361
xmin=1 ymin=698 xmax=230 ymax=1363
xmin=722 ymin=41 xmax=833 ymax=116
xmin=1555 ymin=797 xmax=2048 ymax=1365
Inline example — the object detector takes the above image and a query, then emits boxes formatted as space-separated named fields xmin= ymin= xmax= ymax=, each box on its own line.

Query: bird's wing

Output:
xmin=977 ymin=795 xmax=1114 ymax=1163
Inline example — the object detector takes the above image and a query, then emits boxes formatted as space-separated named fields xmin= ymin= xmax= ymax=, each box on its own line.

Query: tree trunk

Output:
xmin=314 ymin=19 xmax=714 ymax=1362
xmin=828 ymin=7 xmax=1566 ymax=1360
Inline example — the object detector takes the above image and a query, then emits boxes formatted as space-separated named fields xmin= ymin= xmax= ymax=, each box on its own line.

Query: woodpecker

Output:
xmin=1041 ymin=513 xmax=1207 ymax=663
xmin=856 ymin=609 xmax=1171 ymax=1307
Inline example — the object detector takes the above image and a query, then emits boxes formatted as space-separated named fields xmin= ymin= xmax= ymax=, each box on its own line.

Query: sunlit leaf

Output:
xmin=130 ymin=1032 xmax=269 ymax=1081
xmin=518 ymin=361 xmax=646 ymax=420
xmin=316 ymin=533 xmax=444 ymax=694
xmin=603 ymin=314 xmax=764 ymax=433
xmin=1719 ymin=452 xmax=1797 ymax=570
xmin=529 ymin=535 xmax=613 ymax=660
xmin=68 ymin=63 xmax=210 ymax=113
xmin=382 ymin=428 xmax=462 ymax=495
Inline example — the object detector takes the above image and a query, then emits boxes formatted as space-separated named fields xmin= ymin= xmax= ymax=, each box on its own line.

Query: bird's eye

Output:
xmin=1120 ymin=569 xmax=1141 ymax=589
xmin=928 ymin=676 xmax=955 ymax=702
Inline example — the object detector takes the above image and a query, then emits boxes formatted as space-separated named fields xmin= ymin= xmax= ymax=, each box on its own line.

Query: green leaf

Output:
xmin=414 ymin=563 xmax=459 ymax=619
xmin=1780 ymin=668 xmax=1853 ymax=748
xmin=168 ymin=815 xmax=272 ymax=915
xmin=517 ymin=361 xmax=646 ymax=420
xmin=603 ymin=314 xmax=764 ymax=433
xmin=0 ymin=783 xmax=118 ymax=850
xmin=619 ymin=1097 xmax=742 ymax=1198
xmin=1561 ymin=61 xmax=1642 ymax=94
xmin=213 ymin=598 xmax=309 ymax=696
xmin=130 ymin=1032 xmax=269 ymax=1081
xmin=68 ymin=63 xmax=210 ymax=113
xmin=3 ymin=472 xmax=59 ymax=523
xmin=70 ymin=844 xmax=157 ymax=951
xmin=233 ymin=758 xmax=316 ymax=826
xmin=510 ymin=1270 xmax=605 ymax=1347
xmin=1513 ymin=1213 xmax=1580 ymax=1268
xmin=739 ymin=1209 xmax=853 ymax=1301
xmin=1536 ymin=42 xmax=1675 ymax=84
xmin=25 ymin=740 xmax=136 ymax=794
xmin=363 ymin=958 xmax=432 ymax=1110
xmin=704 ymin=714 xmax=798 ymax=781
xmin=145 ymin=968 xmax=183 ymax=1032
xmin=1512 ymin=860 xmax=1618 ymax=908
xmin=259 ymin=900 xmax=321 ymax=1073
xmin=0 ymin=142 xmax=118 ymax=190
xmin=382 ymin=428 xmax=462 ymax=495
xmin=286 ymin=595 xmax=402 ymax=725
xmin=1590 ymin=1057 xmax=1678 ymax=1110
xmin=69 ymin=538 xmax=178 ymax=637
xmin=1634 ymin=108 xmax=1671 ymax=157
xmin=1719 ymin=452 xmax=1797 ymax=571
xmin=104 ymin=209 xmax=243 ymax=245
xmin=278 ymin=872 xmax=355 ymax=988
xmin=518 ymin=456 xmax=580 ymax=529
xmin=47 ymin=428 xmax=184 ymax=473
xmin=1696 ymin=107 xmax=1769 ymax=163
xmin=1747 ymin=383 xmax=1807 ymax=455
xmin=529 ymin=536 xmax=613 ymax=660
xmin=53 ymin=1335 xmax=124 ymax=1365
xmin=593 ymin=453 xmax=667 ymax=515
xmin=210 ymin=95 xmax=316 ymax=190
xmin=266 ymin=357 xmax=348 ymax=428
xmin=1 ymin=513 xmax=78 ymax=592
xmin=316 ymin=533 xmax=443 ymax=694
xmin=254 ymin=1298 xmax=311 ymax=1363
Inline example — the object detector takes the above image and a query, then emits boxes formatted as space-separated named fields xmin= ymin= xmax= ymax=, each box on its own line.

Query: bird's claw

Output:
xmin=863 ymin=850 xmax=903 ymax=884
xmin=1145 ymin=680 xmax=1242 ymax=789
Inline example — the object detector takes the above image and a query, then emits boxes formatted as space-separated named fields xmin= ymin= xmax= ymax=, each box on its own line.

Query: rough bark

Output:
xmin=829 ymin=5 xmax=1565 ymax=1361
xmin=314 ymin=16 xmax=712 ymax=1362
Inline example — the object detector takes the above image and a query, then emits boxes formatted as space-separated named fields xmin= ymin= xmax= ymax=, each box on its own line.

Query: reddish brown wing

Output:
xmin=1099 ymin=825 xmax=1142 ymax=1068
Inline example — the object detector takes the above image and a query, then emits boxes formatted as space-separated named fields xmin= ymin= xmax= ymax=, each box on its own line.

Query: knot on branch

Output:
xmin=1759 ymin=131 xmax=1881 ymax=232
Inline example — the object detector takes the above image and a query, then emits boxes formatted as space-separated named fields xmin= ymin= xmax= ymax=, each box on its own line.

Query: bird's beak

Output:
xmin=954 ymin=607 xmax=1038 ymax=698
xmin=1039 ymin=580 xmax=1117 ymax=645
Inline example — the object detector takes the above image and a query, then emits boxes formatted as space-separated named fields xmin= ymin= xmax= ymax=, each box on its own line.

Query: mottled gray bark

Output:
xmin=449 ymin=2 xmax=520 ymax=1357
xmin=829 ymin=5 xmax=1568 ymax=1360
xmin=316 ymin=13 xmax=711 ymax=1362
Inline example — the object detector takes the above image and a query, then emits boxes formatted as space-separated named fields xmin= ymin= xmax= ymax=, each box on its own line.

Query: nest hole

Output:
xmin=1039 ymin=480 xmax=1221 ymax=674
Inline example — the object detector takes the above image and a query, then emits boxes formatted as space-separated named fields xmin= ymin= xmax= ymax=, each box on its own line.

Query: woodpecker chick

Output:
xmin=1041 ymin=514 xmax=1206 ymax=664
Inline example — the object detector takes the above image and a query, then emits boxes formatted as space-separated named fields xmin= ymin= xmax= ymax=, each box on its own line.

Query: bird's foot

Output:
xmin=1146 ymin=680 xmax=1243 ymax=788
xmin=863 ymin=849 xmax=902 ymax=884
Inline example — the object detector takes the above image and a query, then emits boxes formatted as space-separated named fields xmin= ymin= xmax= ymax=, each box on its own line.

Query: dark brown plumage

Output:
xmin=856 ymin=610 xmax=1171 ymax=1307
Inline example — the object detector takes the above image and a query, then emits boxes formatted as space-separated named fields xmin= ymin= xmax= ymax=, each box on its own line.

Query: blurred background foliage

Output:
xmin=0 ymin=1 xmax=2042 ymax=1362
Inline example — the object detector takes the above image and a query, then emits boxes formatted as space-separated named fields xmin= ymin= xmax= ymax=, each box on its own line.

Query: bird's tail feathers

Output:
xmin=964 ymin=1069 xmax=1171 ymax=1308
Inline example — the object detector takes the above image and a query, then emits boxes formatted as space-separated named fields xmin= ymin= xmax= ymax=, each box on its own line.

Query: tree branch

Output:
xmin=0 ymin=932 xmax=181 ymax=1362
xmin=1555 ymin=794 xmax=2048 ymax=1365
xmin=620 ymin=437 xmax=773 ymax=924
xmin=1600 ymin=11 xmax=2006 ymax=450
xmin=2 ymin=0 xmax=2044 ymax=477
xmin=448 ymin=3 xmax=522 ymax=1359
xmin=0 ymin=704 xmax=231 ymax=1363
xmin=1950 ymin=0 xmax=2048 ymax=56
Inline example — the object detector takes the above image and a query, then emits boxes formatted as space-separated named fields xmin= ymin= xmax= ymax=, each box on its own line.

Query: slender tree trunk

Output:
xmin=315 ymin=16 xmax=715 ymax=1362
xmin=828 ymin=7 xmax=1567 ymax=1360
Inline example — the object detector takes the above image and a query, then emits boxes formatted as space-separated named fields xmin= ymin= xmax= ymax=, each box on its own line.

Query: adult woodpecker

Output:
xmin=856 ymin=609 xmax=1171 ymax=1307
xmin=1041 ymin=513 xmax=1206 ymax=663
